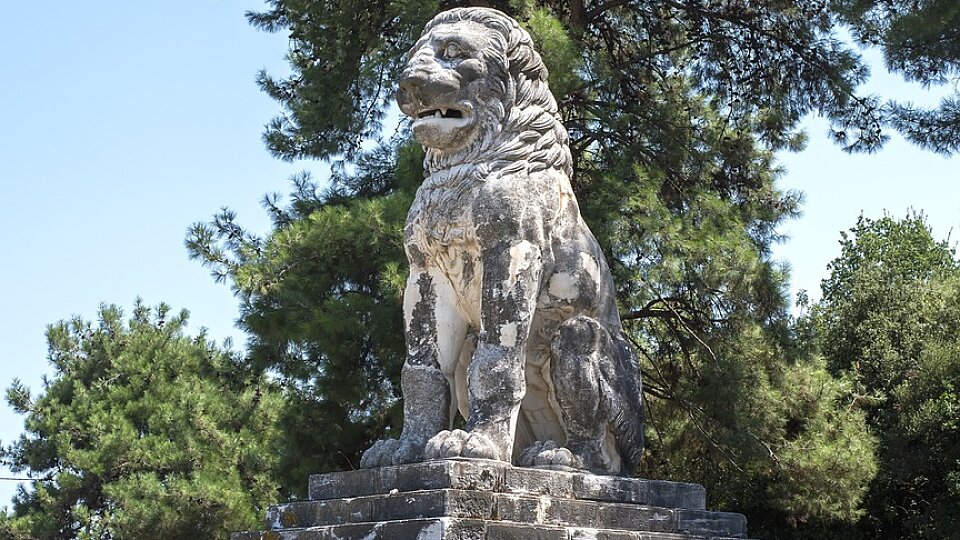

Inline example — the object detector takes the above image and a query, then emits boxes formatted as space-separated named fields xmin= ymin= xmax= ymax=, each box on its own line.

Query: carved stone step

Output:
xmin=264 ymin=488 xmax=745 ymax=535
xmin=234 ymin=460 xmax=752 ymax=540
xmin=234 ymin=516 xmax=748 ymax=540
xmin=308 ymin=459 xmax=706 ymax=510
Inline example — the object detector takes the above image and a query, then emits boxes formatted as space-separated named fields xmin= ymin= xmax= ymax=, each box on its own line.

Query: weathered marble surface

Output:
xmin=233 ymin=460 xmax=751 ymax=540
xmin=309 ymin=459 xmax=706 ymax=509
xmin=361 ymin=6 xmax=645 ymax=477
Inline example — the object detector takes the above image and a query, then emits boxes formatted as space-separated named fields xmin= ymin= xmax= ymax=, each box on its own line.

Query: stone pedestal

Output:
xmin=234 ymin=459 xmax=751 ymax=539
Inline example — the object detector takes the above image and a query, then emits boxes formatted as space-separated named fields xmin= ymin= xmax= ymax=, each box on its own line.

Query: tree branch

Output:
xmin=621 ymin=297 xmax=683 ymax=321
xmin=570 ymin=0 xmax=587 ymax=35
xmin=586 ymin=0 xmax=633 ymax=22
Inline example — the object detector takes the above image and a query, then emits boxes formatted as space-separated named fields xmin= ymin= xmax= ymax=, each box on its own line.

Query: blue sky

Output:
xmin=1 ymin=1 xmax=958 ymax=509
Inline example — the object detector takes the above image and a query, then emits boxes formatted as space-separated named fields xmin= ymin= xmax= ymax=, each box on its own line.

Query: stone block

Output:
xmin=263 ymin=489 xmax=502 ymax=528
xmin=317 ymin=520 xmax=428 ymax=540
xmin=502 ymin=466 xmax=577 ymax=499
xmin=449 ymin=459 xmax=507 ymax=491
xmin=493 ymin=493 xmax=541 ymax=522
xmin=308 ymin=460 xmax=505 ymax=501
xmin=572 ymin=474 xmax=646 ymax=505
xmin=570 ymin=528 xmax=639 ymax=540
xmin=645 ymin=480 xmax=707 ymax=510
xmin=280 ymin=532 xmax=327 ymax=540
xmin=597 ymin=504 xmax=675 ymax=532
xmin=374 ymin=490 xmax=450 ymax=522
xmin=378 ymin=460 xmax=457 ymax=493
xmin=571 ymin=474 xmax=705 ymax=510
xmin=676 ymin=510 xmax=747 ymax=538
xmin=449 ymin=518 xmax=487 ymax=540
xmin=308 ymin=467 xmax=377 ymax=500
xmin=486 ymin=522 xmax=566 ymax=540
xmin=374 ymin=490 xmax=496 ymax=522
xmin=636 ymin=534 xmax=707 ymax=540
xmin=540 ymin=497 xmax=599 ymax=528
xmin=264 ymin=496 xmax=372 ymax=529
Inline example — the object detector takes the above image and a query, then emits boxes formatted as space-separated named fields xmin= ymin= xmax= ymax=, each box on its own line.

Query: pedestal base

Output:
xmin=234 ymin=459 xmax=750 ymax=539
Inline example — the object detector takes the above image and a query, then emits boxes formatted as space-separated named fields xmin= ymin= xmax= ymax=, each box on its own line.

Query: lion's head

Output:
xmin=398 ymin=8 xmax=572 ymax=177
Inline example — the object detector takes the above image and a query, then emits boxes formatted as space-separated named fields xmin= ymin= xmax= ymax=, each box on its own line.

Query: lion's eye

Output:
xmin=443 ymin=42 xmax=462 ymax=59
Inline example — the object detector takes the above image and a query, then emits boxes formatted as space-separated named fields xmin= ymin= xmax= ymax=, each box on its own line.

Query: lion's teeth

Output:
xmin=434 ymin=110 xmax=442 ymax=118
xmin=441 ymin=108 xmax=448 ymax=116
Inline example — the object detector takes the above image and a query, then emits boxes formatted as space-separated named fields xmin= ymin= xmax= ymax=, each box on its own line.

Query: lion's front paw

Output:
xmin=359 ymin=437 xmax=423 ymax=468
xmin=517 ymin=440 xmax=584 ymax=472
xmin=424 ymin=429 xmax=504 ymax=461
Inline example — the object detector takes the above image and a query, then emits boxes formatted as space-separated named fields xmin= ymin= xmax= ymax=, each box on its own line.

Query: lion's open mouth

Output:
xmin=409 ymin=104 xmax=475 ymax=148
xmin=417 ymin=108 xmax=465 ymax=120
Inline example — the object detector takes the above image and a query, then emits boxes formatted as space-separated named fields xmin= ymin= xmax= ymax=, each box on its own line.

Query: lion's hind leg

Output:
xmin=517 ymin=315 xmax=618 ymax=474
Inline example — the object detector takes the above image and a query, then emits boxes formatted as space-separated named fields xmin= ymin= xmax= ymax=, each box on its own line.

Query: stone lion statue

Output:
xmin=360 ymin=7 xmax=643 ymax=475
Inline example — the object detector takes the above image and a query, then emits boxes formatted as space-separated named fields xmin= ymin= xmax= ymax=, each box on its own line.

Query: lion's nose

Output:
xmin=398 ymin=69 xmax=461 ymax=110
xmin=399 ymin=71 xmax=426 ymax=95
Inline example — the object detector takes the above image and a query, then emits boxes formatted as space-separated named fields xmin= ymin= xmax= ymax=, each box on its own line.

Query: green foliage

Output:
xmin=186 ymin=1 xmax=882 ymax=535
xmin=0 ymin=302 xmax=282 ymax=540
xmin=642 ymin=320 xmax=877 ymax=536
xmin=811 ymin=214 xmax=960 ymax=538
xmin=521 ymin=7 xmax=584 ymax=98
xmin=247 ymin=188 xmax=413 ymax=487
xmin=833 ymin=0 xmax=960 ymax=154
xmin=247 ymin=0 xmax=900 ymax=159
xmin=247 ymin=1 xmax=440 ymax=161
xmin=818 ymin=214 xmax=959 ymax=404
xmin=188 ymin=142 xmax=423 ymax=488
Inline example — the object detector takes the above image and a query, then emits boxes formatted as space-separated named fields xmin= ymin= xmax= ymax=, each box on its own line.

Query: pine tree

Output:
xmin=188 ymin=1 xmax=879 ymax=534
xmin=0 ymin=302 xmax=282 ymax=540
xmin=833 ymin=0 xmax=960 ymax=155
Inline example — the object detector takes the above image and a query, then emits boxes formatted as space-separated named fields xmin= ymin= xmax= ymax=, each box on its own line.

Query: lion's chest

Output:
xmin=405 ymin=177 xmax=484 ymax=324
xmin=407 ymin=179 xmax=480 ymax=248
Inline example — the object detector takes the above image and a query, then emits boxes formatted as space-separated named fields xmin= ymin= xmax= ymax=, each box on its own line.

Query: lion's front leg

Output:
xmin=426 ymin=230 xmax=543 ymax=463
xmin=361 ymin=265 xmax=467 ymax=468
